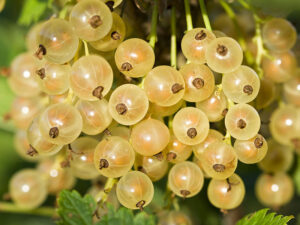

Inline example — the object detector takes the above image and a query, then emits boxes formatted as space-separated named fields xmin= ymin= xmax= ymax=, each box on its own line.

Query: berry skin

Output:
xmin=90 ymin=12 xmax=126 ymax=52
xmin=144 ymin=66 xmax=185 ymax=106
xmin=193 ymin=129 xmax=224 ymax=160
xmin=225 ymin=103 xmax=260 ymax=140
xmin=116 ymin=171 xmax=154 ymax=210
xmin=39 ymin=103 xmax=83 ymax=145
xmin=69 ymin=137 xmax=99 ymax=180
xmin=255 ymin=173 xmax=294 ymax=208
xmin=200 ymin=141 xmax=238 ymax=180
xmin=207 ymin=173 xmax=245 ymax=210
xmin=70 ymin=0 xmax=113 ymax=41
xmin=10 ymin=97 xmax=42 ymax=130
xmin=181 ymin=28 xmax=216 ymax=64
xmin=115 ymin=38 xmax=155 ymax=78
xmin=37 ymin=18 xmax=79 ymax=64
xmin=258 ymin=139 xmax=293 ymax=173
xmin=222 ymin=65 xmax=260 ymax=104
xmin=196 ymin=88 xmax=228 ymax=122
xmin=108 ymin=84 xmax=149 ymax=126
xmin=94 ymin=136 xmax=135 ymax=178
xmin=180 ymin=63 xmax=215 ymax=102
xmin=262 ymin=18 xmax=297 ymax=52
xmin=70 ymin=55 xmax=113 ymax=101
xmin=168 ymin=161 xmax=204 ymax=198
xmin=205 ymin=37 xmax=243 ymax=73
xmin=234 ymin=134 xmax=268 ymax=164
xmin=37 ymin=157 xmax=75 ymax=194
xmin=173 ymin=107 xmax=210 ymax=145
xmin=262 ymin=51 xmax=297 ymax=83
xmin=8 ymin=53 xmax=41 ymax=97
xmin=76 ymin=99 xmax=112 ymax=135
xmin=27 ymin=118 xmax=62 ymax=156
xmin=36 ymin=62 xmax=71 ymax=95
xmin=283 ymin=73 xmax=300 ymax=107
xmin=9 ymin=169 xmax=47 ymax=209
xmin=164 ymin=133 xmax=193 ymax=164
xmin=130 ymin=118 xmax=170 ymax=156
xmin=135 ymin=154 xmax=168 ymax=182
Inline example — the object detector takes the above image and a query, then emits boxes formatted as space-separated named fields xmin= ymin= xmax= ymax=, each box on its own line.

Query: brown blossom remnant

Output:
xmin=213 ymin=164 xmax=225 ymax=172
xmin=195 ymin=30 xmax=207 ymax=40
xmin=171 ymin=83 xmax=184 ymax=94
xmin=121 ymin=62 xmax=133 ymax=71
xmin=136 ymin=200 xmax=146 ymax=211
xmin=27 ymin=145 xmax=38 ymax=157
xmin=116 ymin=103 xmax=127 ymax=115
xmin=49 ymin=127 xmax=59 ymax=138
xmin=99 ymin=158 xmax=109 ymax=169
xmin=237 ymin=119 xmax=246 ymax=129
xmin=217 ymin=44 xmax=228 ymax=56
xmin=254 ymin=136 xmax=264 ymax=148
xmin=111 ymin=31 xmax=121 ymax=40
xmin=34 ymin=44 xmax=46 ymax=60
xmin=89 ymin=15 xmax=103 ymax=28
xmin=180 ymin=190 xmax=191 ymax=198
xmin=36 ymin=68 xmax=46 ymax=79
xmin=192 ymin=78 xmax=204 ymax=89
xmin=187 ymin=127 xmax=197 ymax=138
xmin=166 ymin=152 xmax=177 ymax=161
xmin=92 ymin=86 xmax=104 ymax=99
xmin=243 ymin=85 xmax=253 ymax=95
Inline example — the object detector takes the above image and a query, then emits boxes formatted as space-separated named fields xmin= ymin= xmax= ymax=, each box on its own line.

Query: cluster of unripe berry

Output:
xmin=4 ymin=0 xmax=300 ymax=221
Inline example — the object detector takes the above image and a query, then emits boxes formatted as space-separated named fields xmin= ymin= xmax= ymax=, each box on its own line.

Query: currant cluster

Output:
xmin=3 ymin=0 xmax=300 ymax=222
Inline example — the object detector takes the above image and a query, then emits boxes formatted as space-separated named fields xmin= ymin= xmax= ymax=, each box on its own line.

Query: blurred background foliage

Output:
xmin=0 ymin=0 xmax=300 ymax=224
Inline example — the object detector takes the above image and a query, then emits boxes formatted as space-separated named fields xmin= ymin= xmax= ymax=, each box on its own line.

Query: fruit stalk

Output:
xmin=198 ymin=0 xmax=212 ymax=31
xmin=170 ymin=5 xmax=177 ymax=69
xmin=148 ymin=0 xmax=158 ymax=49
xmin=184 ymin=0 xmax=193 ymax=31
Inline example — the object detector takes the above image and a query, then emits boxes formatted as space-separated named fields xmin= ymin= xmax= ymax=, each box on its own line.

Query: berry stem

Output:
xmin=148 ymin=0 xmax=158 ymax=49
xmin=170 ymin=5 xmax=177 ymax=69
xmin=0 ymin=202 xmax=56 ymax=217
xmin=95 ymin=178 xmax=117 ymax=204
xmin=173 ymin=197 xmax=180 ymax=211
xmin=184 ymin=0 xmax=193 ymax=31
xmin=253 ymin=21 xmax=265 ymax=79
xmin=82 ymin=40 xmax=90 ymax=56
xmin=198 ymin=0 xmax=212 ymax=31
xmin=221 ymin=85 xmax=234 ymax=145
xmin=237 ymin=0 xmax=268 ymax=78
xmin=219 ymin=0 xmax=254 ymax=66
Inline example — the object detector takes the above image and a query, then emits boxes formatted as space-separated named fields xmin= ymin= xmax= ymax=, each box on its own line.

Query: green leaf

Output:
xmin=18 ymin=0 xmax=47 ymax=26
xmin=57 ymin=190 xmax=156 ymax=225
xmin=236 ymin=208 xmax=294 ymax=225
xmin=95 ymin=203 xmax=156 ymax=225
xmin=57 ymin=190 xmax=97 ymax=225
xmin=133 ymin=212 xmax=156 ymax=225
xmin=294 ymin=156 xmax=300 ymax=195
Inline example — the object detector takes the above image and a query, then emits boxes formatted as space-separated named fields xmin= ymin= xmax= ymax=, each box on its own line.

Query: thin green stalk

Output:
xmin=198 ymin=0 xmax=212 ymax=31
xmin=254 ymin=22 xmax=264 ymax=78
xmin=184 ymin=0 xmax=193 ymax=31
xmin=148 ymin=0 xmax=158 ymax=49
xmin=170 ymin=6 xmax=177 ymax=68
xmin=95 ymin=178 xmax=117 ymax=203
xmin=224 ymin=98 xmax=234 ymax=145
xmin=238 ymin=0 xmax=266 ymax=78
xmin=219 ymin=0 xmax=254 ymax=65
xmin=82 ymin=40 xmax=89 ymax=56
xmin=219 ymin=83 xmax=234 ymax=145
xmin=0 ymin=202 xmax=56 ymax=217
